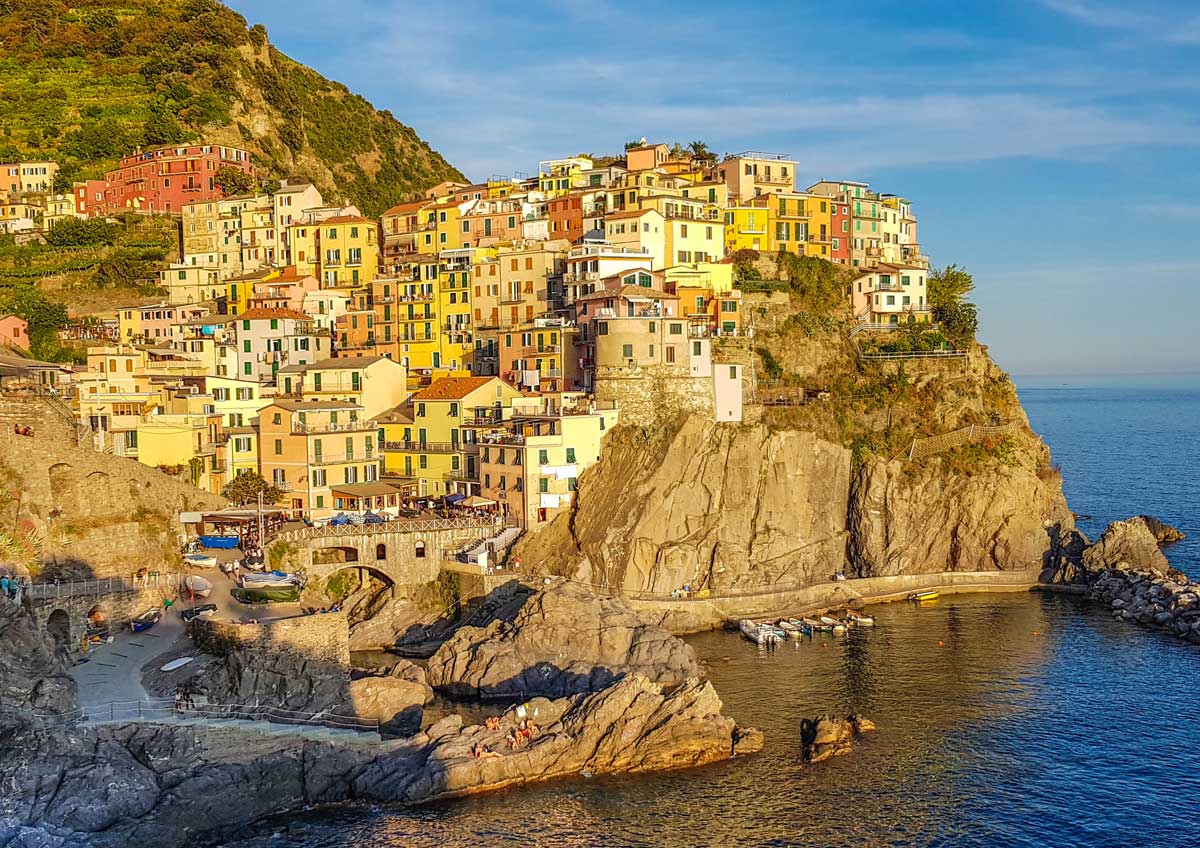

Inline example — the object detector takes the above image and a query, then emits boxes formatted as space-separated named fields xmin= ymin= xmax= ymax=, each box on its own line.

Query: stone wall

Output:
xmin=27 ymin=587 xmax=167 ymax=652
xmin=594 ymin=364 xmax=714 ymax=427
xmin=194 ymin=610 xmax=350 ymax=666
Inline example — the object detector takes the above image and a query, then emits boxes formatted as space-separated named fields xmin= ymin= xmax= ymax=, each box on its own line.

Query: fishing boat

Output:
xmin=130 ymin=608 xmax=162 ymax=632
xmin=184 ymin=553 xmax=218 ymax=569
xmin=846 ymin=610 xmax=875 ymax=626
xmin=820 ymin=615 xmax=848 ymax=633
xmin=801 ymin=616 xmax=829 ymax=632
xmin=183 ymin=575 xmax=212 ymax=598
xmin=908 ymin=590 xmax=940 ymax=602
xmin=240 ymin=570 xmax=301 ymax=588
xmin=233 ymin=584 xmax=302 ymax=604
xmin=738 ymin=619 xmax=783 ymax=646
xmin=786 ymin=618 xmax=814 ymax=636
xmin=777 ymin=619 xmax=804 ymax=638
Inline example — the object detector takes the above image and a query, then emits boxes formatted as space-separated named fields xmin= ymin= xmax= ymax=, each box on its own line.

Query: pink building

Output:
xmin=0 ymin=315 xmax=29 ymax=350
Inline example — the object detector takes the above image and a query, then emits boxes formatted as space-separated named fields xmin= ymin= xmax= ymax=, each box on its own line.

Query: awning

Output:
xmin=330 ymin=481 xmax=407 ymax=498
xmin=444 ymin=493 xmax=467 ymax=504
xmin=460 ymin=495 xmax=495 ymax=507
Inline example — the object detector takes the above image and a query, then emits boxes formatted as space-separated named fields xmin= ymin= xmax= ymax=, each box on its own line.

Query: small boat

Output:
xmin=130 ymin=608 xmax=162 ymax=632
xmin=233 ymin=584 xmax=302 ymax=604
xmin=819 ymin=615 xmax=848 ymax=633
xmin=184 ymin=575 xmax=212 ymax=598
xmin=777 ymin=619 xmax=804 ymax=638
xmin=786 ymin=618 xmax=813 ymax=636
xmin=846 ymin=610 xmax=875 ymax=626
xmin=240 ymin=570 xmax=301 ymax=588
xmin=181 ymin=603 xmax=218 ymax=623
xmin=160 ymin=656 xmax=194 ymax=672
xmin=184 ymin=553 xmax=218 ymax=569
xmin=802 ymin=616 xmax=829 ymax=632
xmin=908 ymin=590 xmax=940 ymax=603
xmin=738 ymin=619 xmax=782 ymax=646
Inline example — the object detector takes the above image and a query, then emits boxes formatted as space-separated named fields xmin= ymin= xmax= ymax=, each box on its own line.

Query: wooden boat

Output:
xmin=785 ymin=618 xmax=813 ymax=636
xmin=802 ymin=616 xmax=829 ymax=632
xmin=820 ymin=615 xmax=848 ymax=633
xmin=130 ymin=608 xmax=162 ymax=632
xmin=908 ymin=590 xmax=940 ymax=602
xmin=777 ymin=619 xmax=804 ymax=638
xmin=183 ymin=575 xmax=212 ymax=598
xmin=846 ymin=610 xmax=875 ymax=626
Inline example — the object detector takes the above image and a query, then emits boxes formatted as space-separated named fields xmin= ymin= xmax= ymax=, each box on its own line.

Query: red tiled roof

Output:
xmin=383 ymin=200 xmax=428 ymax=216
xmin=412 ymin=376 xmax=500 ymax=401
xmin=320 ymin=215 xmax=374 ymax=225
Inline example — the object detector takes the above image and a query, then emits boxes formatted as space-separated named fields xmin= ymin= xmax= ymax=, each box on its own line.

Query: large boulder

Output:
xmin=1083 ymin=518 xmax=1171 ymax=575
xmin=347 ymin=676 xmax=427 ymax=734
xmin=0 ymin=598 xmax=79 ymax=739
xmin=425 ymin=580 xmax=700 ymax=700
xmin=800 ymin=714 xmax=876 ymax=763
xmin=1136 ymin=516 xmax=1186 ymax=545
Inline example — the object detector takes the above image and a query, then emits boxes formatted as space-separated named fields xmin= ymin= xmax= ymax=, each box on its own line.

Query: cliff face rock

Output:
xmin=1082 ymin=517 xmax=1170 ymax=576
xmin=0 ymin=599 xmax=78 ymax=740
xmin=425 ymin=580 xmax=699 ymax=699
xmin=199 ymin=648 xmax=350 ymax=714
xmin=0 ymin=676 xmax=758 ymax=848
xmin=515 ymin=419 xmax=852 ymax=595
xmin=847 ymin=459 xmax=1073 ymax=576
xmin=1135 ymin=515 xmax=1186 ymax=545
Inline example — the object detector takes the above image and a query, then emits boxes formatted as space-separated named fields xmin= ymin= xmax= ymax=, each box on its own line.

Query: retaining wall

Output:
xmin=194 ymin=610 xmax=350 ymax=666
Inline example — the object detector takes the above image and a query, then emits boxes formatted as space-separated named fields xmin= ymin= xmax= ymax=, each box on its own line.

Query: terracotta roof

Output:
xmin=306 ymin=355 xmax=388 ymax=369
xmin=605 ymin=208 xmax=658 ymax=220
xmin=228 ymin=308 xmax=311 ymax=322
xmin=383 ymin=200 xmax=428 ymax=216
xmin=269 ymin=399 xmax=364 ymax=411
xmin=412 ymin=376 xmax=499 ymax=401
xmin=372 ymin=403 xmax=414 ymax=425
xmin=579 ymin=284 xmax=674 ymax=302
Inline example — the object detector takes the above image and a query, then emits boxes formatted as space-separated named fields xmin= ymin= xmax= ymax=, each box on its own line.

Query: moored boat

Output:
xmin=820 ymin=615 xmax=848 ymax=632
xmin=184 ymin=553 xmax=218 ymax=569
xmin=130 ymin=607 xmax=161 ymax=632
xmin=802 ymin=616 xmax=829 ymax=632
xmin=240 ymin=570 xmax=301 ymax=588
xmin=777 ymin=619 xmax=803 ymax=638
xmin=846 ymin=610 xmax=875 ymax=626
xmin=908 ymin=590 xmax=940 ymax=602
xmin=183 ymin=575 xmax=212 ymax=598
xmin=786 ymin=618 xmax=813 ymax=636
xmin=738 ymin=619 xmax=783 ymax=646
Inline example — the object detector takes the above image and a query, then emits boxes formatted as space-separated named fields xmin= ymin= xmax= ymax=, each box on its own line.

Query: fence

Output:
xmin=274 ymin=515 xmax=514 ymax=543
xmin=906 ymin=422 xmax=1019 ymax=460
xmin=25 ymin=574 xmax=164 ymax=600
xmin=36 ymin=698 xmax=380 ymax=732
xmin=858 ymin=348 xmax=966 ymax=361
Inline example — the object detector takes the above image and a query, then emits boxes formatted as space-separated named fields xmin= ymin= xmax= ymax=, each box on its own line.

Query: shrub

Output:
xmin=756 ymin=346 xmax=783 ymax=380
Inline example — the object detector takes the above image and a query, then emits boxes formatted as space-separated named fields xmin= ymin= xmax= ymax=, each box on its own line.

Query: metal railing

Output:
xmin=38 ymin=698 xmax=380 ymax=732
xmin=274 ymin=515 xmax=505 ymax=542
xmin=26 ymin=574 xmax=163 ymax=600
xmin=858 ymin=349 xmax=965 ymax=361
xmin=382 ymin=440 xmax=479 ymax=454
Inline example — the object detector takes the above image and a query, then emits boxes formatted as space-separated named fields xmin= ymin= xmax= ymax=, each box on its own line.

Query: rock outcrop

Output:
xmin=200 ymin=648 xmax=350 ymax=715
xmin=0 ymin=598 xmax=78 ymax=740
xmin=800 ymin=714 xmax=876 ymax=763
xmin=426 ymin=579 xmax=700 ymax=699
xmin=0 ymin=675 xmax=759 ymax=848
xmin=1136 ymin=515 xmax=1186 ymax=545
xmin=1081 ymin=517 xmax=1171 ymax=576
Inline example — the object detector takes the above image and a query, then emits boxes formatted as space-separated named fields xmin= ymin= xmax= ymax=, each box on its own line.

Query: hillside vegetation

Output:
xmin=0 ymin=0 xmax=463 ymax=215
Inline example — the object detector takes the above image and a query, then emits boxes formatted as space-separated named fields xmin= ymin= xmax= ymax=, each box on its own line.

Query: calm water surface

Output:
xmin=227 ymin=376 xmax=1200 ymax=847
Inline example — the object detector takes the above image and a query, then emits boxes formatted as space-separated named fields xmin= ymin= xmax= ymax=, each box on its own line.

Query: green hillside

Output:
xmin=0 ymin=0 xmax=464 ymax=215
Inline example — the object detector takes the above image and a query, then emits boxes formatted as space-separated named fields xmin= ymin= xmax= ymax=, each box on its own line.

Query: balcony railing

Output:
xmin=310 ymin=452 xmax=374 ymax=466
xmin=382 ymin=440 xmax=480 ymax=454
xmin=522 ymin=344 xmax=561 ymax=355
xmin=291 ymin=421 xmax=372 ymax=435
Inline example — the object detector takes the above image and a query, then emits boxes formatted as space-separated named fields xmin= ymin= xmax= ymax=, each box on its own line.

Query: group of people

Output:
xmin=470 ymin=714 xmax=542 ymax=759
xmin=0 ymin=573 xmax=24 ymax=601
xmin=11 ymin=424 xmax=33 ymax=437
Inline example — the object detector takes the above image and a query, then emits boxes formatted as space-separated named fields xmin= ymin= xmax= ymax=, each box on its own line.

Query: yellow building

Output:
xmin=225 ymin=268 xmax=280 ymax=317
xmin=724 ymin=204 xmax=771 ymax=253
xmin=804 ymin=193 xmax=833 ymax=259
xmin=206 ymin=375 xmax=270 ymax=429
xmin=417 ymin=200 xmax=467 ymax=256
xmin=285 ymin=355 xmax=409 ymax=420
xmin=380 ymin=376 xmax=523 ymax=497
xmin=220 ymin=426 xmax=260 ymax=481
xmin=310 ymin=215 xmax=379 ymax=288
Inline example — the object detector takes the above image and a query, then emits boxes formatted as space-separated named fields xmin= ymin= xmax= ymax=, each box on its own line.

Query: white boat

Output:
xmin=777 ymin=619 xmax=804 ymax=638
xmin=240 ymin=570 xmax=301 ymax=588
xmin=786 ymin=618 xmax=813 ymax=636
xmin=846 ymin=610 xmax=875 ymax=626
xmin=738 ymin=619 xmax=782 ymax=646
xmin=801 ymin=616 xmax=828 ymax=632
xmin=183 ymin=553 xmax=217 ymax=568
xmin=160 ymin=657 xmax=195 ymax=672
xmin=183 ymin=575 xmax=213 ymax=598
xmin=820 ymin=615 xmax=848 ymax=633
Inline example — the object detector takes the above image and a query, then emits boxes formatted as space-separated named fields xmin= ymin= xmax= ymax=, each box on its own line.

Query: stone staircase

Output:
xmin=459 ymin=524 xmax=523 ymax=564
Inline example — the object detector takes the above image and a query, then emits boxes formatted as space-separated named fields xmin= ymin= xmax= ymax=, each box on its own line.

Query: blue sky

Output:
xmin=228 ymin=0 xmax=1199 ymax=375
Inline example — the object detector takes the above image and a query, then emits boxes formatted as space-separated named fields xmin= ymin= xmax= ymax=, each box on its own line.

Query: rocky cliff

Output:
xmin=515 ymin=321 xmax=1072 ymax=599
xmin=0 ymin=598 xmax=78 ymax=740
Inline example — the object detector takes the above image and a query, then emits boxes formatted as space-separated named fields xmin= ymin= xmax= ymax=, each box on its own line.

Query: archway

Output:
xmin=46 ymin=609 xmax=71 ymax=649
xmin=322 ymin=564 xmax=396 ymax=631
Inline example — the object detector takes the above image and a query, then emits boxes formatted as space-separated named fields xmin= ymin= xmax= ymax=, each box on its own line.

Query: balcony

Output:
xmin=462 ymin=413 xmax=504 ymax=427
xmin=522 ymin=344 xmax=561 ymax=355
xmin=755 ymin=172 xmax=792 ymax=185
xmin=383 ymin=440 xmax=480 ymax=454
xmin=444 ymin=469 xmax=480 ymax=483
xmin=310 ymin=451 xmax=374 ymax=466
xmin=292 ymin=421 xmax=372 ymax=435
xmin=398 ymin=292 xmax=435 ymax=303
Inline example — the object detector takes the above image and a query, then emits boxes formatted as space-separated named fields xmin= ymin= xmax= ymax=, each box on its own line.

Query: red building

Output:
xmin=547 ymin=195 xmax=584 ymax=243
xmin=78 ymin=145 xmax=255 ymax=217
xmin=829 ymin=197 xmax=851 ymax=265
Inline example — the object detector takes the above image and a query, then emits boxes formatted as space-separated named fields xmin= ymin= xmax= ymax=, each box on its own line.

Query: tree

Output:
xmin=215 ymin=165 xmax=255 ymax=196
xmin=0 ymin=287 xmax=68 ymax=359
xmin=687 ymin=140 xmax=715 ymax=163
xmin=45 ymin=217 xmax=116 ymax=248
xmin=222 ymin=472 xmax=285 ymax=506
xmin=928 ymin=264 xmax=975 ymax=309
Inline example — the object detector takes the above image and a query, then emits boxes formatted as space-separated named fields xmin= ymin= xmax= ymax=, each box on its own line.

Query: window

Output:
xmin=692 ymin=341 xmax=702 ymax=356
xmin=273 ymin=439 xmax=282 ymax=455
xmin=376 ymin=543 xmax=386 ymax=560
xmin=669 ymin=323 xmax=682 ymax=335
xmin=622 ymin=343 xmax=633 ymax=359
xmin=415 ymin=541 xmax=426 ymax=558
xmin=666 ymin=346 xmax=676 ymax=364
xmin=538 ymin=449 xmax=549 ymax=465
xmin=729 ymin=365 xmax=738 ymax=379
xmin=312 ymin=468 xmax=326 ymax=487
xmin=539 ymin=477 xmax=549 ymax=493
xmin=566 ymin=447 xmax=576 ymax=463
xmin=567 ymin=478 xmax=577 ymax=492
